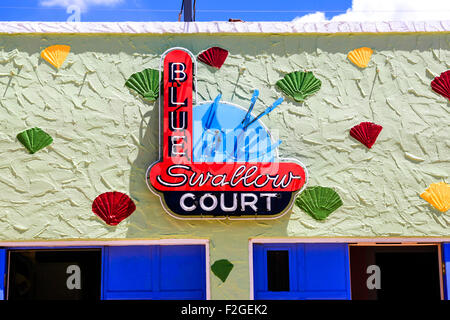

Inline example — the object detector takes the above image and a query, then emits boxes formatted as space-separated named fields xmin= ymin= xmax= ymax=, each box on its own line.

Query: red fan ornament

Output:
xmin=92 ymin=191 xmax=136 ymax=226
xmin=350 ymin=122 xmax=383 ymax=149
xmin=197 ymin=47 xmax=229 ymax=69
xmin=431 ymin=70 xmax=450 ymax=101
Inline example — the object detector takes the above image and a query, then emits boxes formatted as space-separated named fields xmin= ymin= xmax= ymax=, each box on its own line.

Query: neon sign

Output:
xmin=147 ymin=48 xmax=308 ymax=219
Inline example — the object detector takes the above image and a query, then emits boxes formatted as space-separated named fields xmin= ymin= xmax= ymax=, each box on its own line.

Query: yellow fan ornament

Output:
xmin=347 ymin=47 xmax=373 ymax=68
xmin=420 ymin=182 xmax=450 ymax=212
xmin=41 ymin=45 xmax=71 ymax=69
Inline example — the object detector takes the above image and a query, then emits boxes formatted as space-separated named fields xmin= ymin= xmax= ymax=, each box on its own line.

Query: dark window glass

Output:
xmin=350 ymin=246 xmax=440 ymax=300
xmin=7 ymin=249 xmax=101 ymax=300
xmin=375 ymin=251 xmax=440 ymax=300
xmin=267 ymin=250 xmax=289 ymax=291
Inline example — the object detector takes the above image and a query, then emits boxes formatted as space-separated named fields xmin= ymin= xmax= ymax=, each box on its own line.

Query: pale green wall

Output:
xmin=0 ymin=33 xmax=449 ymax=299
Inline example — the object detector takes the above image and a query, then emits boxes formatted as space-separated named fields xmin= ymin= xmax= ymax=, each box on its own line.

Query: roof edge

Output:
xmin=0 ymin=21 xmax=449 ymax=34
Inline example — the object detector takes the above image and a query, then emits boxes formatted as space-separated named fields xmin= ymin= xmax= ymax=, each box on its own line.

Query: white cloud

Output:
xmin=293 ymin=12 xmax=327 ymax=23
xmin=40 ymin=0 xmax=123 ymax=12
xmin=293 ymin=0 xmax=450 ymax=22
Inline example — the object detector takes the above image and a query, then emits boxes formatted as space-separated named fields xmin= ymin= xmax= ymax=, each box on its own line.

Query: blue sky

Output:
xmin=0 ymin=0 xmax=448 ymax=22
xmin=0 ymin=0 xmax=350 ymax=21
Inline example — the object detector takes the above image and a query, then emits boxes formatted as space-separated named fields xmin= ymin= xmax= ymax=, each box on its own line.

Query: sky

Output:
xmin=0 ymin=0 xmax=448 ymax=22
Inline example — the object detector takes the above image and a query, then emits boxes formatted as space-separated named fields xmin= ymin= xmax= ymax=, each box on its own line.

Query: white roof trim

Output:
xmin=0 ymin=21 xmax=449 ymax=34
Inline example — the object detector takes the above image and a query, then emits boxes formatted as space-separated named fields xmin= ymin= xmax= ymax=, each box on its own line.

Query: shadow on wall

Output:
xmin=1 ymin=34 xmax=447 ymax=58
xmin=126 ymin=97 xmax=161 ymax=236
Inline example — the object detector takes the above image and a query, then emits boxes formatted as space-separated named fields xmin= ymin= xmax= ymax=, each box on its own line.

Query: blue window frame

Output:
xmin=443 ymin=243 xmax=450 ymax=300
xmin=253 ymin=243 xmax=351 ymax=300
xmin=0 ymin=244 xmax=207 ymax=300
xmin=0 ymin=249 xmax=5 ymax=300
xmin=102 ymin=245 xmax=207 ymax=300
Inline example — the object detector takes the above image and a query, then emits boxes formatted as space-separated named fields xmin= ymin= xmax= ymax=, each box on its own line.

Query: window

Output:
xmin=267 ymin=250 xmax=290 ymax=291
xmin=349 ymin=245 xmax=442 ymax=300
xmin=7 ymin=249 xmax=101 ymax=300
xmin=0 ymin=243 xmax=208 ymax=300
xmin=253 ymin=243 xmax=351 ymax=300
xmin=102 ymin=245 xmax=207 ymax=300
xmin=444 ymin=244 xmax=450 ymax=300
xmin=0 ymin=249 xmax=5 ymax=300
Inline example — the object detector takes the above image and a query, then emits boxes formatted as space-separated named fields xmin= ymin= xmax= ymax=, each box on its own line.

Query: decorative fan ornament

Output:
xmin=420 ymin=182 xmax=450 ymax=212
xmin=347 ymin=47 xmax=373 ymax=68
xmin=125 ymin=68 xmax=161 ymax=102
xmin=295 ymin=186 xmax=343 ymax=220
xmin=40 ymin=45 xmax=71 ymax=69
xmin=431 ymin=70 xmax=450 ymax=101
xmin=276 ymin=71 xmax=321 ymax=102
xmin=350 ymin=122 xmax=383 ymax=149
xmin=211 ymin=259 xmax=234 ymax=283
xmin=17 ymin=127 xmax=53 ymax=154
xmin=92 ymin=192 xmax=136 ymax=226
xmin=197 ymin=47 xmax=229 ymax=69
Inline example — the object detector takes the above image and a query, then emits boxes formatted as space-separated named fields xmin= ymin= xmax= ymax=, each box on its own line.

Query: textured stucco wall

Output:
xmin=0 ymin=31 xmax=449 ymax=299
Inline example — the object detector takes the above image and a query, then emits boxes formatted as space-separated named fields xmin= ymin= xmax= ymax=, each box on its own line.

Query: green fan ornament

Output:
xmin=295 ymin=186 xmax=343 ymax=220
xmin=211 ymin=259 xmax=234 ymax=283
xmin=125 ymin=68 xmax=161 ymax=102
xmin=17 ymin=127 xmax=53 ymax=154
xmin=276 ymin=71 xmax=321 ymax=102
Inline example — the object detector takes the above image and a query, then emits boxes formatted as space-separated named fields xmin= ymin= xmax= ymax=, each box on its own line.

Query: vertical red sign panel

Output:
xmin=163 ymin=49 xmax=193 ymax=163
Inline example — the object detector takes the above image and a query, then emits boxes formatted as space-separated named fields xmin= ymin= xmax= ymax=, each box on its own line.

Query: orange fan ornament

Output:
xmin=41 ymin=45 xmax=71 ymax=69
xmin=347 ymin=47 xmax=373 ymax=68
xmin=420 ymin=182 xmax=450 ymax=212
